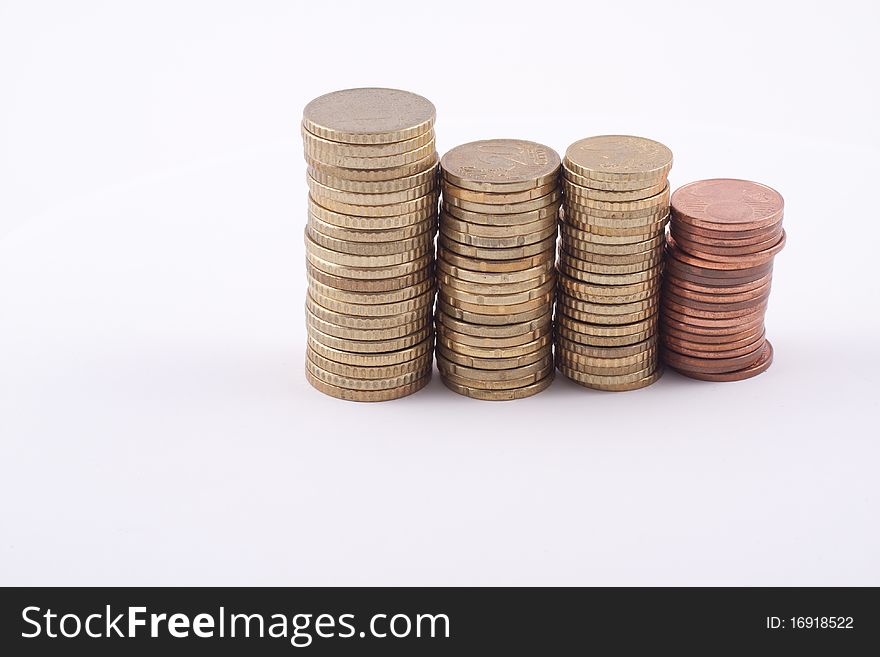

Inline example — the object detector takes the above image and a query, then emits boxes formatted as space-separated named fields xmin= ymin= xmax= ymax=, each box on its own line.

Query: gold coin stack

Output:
xmin=435 ymin=139 xmax=561 ymax=400
xmin=301 ymin=88 xmax=439 ymax=401
xmin=556 ymin=135 xmax=673 ymax=391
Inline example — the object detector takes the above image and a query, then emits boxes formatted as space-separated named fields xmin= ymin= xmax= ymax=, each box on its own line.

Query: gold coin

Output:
xmin=438 ymin=298 xmax=550 ymax=326
xmin=302 ymin=125 xmax=435 ymax=158
xmin=439 ymin=212 xmax=556 ymax=238
xmin=306 ymin=306 xmax=430 ymax=340
xmin=440 ymin=139 xmax=561 ymax=192
xmin=558 ymin=362 xmax=662 ymax=391
xmin=306 ymin=248 xmax=432 ymax=279
xmin=309 ymin=276 xmax=434 ymax=307
xmin=555 ymin=311 xmax=657 ymax=337
xmin=560 ymin=294 xmax=657 ymax=316
xmin=563 ymin=203 xmax=670 ymax=226
xmin=563 ymin=135 xmax=673 ymax=184
xmin=559 ymin=250 xmax=662 ymax=275
xmin=438 ymin=233 xmax=556 ymax=261
xmin=305 ymin=362 xmax=429 ymax=393
xmin=561 ymin=215 xmax=668 ymax=239
xmin=302 ymin=88 xmax=435 ymax=145
xmin=440 ymin=371 xmax=553 ymax=400
xmin=564 ymin=183 xmax=669 ymax=213
xmin=307 ymin=294 xmax=431 ymax=330
xmin=560 ymin=236 xmax=663 ymax=263
xmin=557 ymin=301 xmax=655 ymax=326
xmin=557 ymin=344 xmax=655 ymax=370
xmin=555 ymin=322 xmax=656 ymax=348
xmin=558 ymin=285 xmax=656 ymax=306
xmin=558 ymin=273 xmax=659 ymax=300
xmin=436 ymin=342 xmax=551 ymax=370
xmin=441 ymin=277 xmax=555 ymax=307
xmin=557 ymin=351 xmax=657 ymax=377
xmin=442 ymin=199 xmax=560 ymax=226
xmin=310 ymin=189 xmax=438 ymax=217
xmin=436 ymin=256 xmax=553 ymax=284
xmin=306 ymin=368 xmax=431 ymax=401
xmin=307 ymin=334 xmax=433 ymax=367
xmin=443 ymin=189 xmax=561 ymax=215
xmin=557 ymin=261 xmax=661 ymax=286
xmin=307 ymin=224 xmax=433 ymax=257
xmin=437 ymin=351 xmax=552 ymax=382
xmin=307 ymin=174 xmax=437 ymax=206
xmin=441 ymin=179 xmax=558 ymax=204
xmin=555 ymin=334 xmax=657 ymax=360
xmin=307 ymin=287 xmax=434 ymax=319
xmin=562 ymin=177 xmax=667 ymax=202
xmin=437 ymin=246 xmax=553 ymax=274
xmin=306 ymin=318 xmax=432 ymax=353
xmin=306 ymin=261 xmax=432 ymax=292
xmin=308 ymin=346 xmax=433 ymax=380
xmin=439 ymin=362 xmax=554 ymax=391
xmin=440 ymin=221 xmax=556 ymax=249
xmin=559 ymin=214 xmax=661 ymax=245
xmin=438 ymin=268 xmax=554 ymax=296
xmin=306 ymin=151 xmax=438 ymax=182
xmin=307 ymin=139 xmax=436 ymax=170
xmin=306 ymin=235 xmax=432 ymax=269
xmin=439 ymin=288 xmax=553 ymax=316
xmin=309 ymin=197 xmax=436 ymax=230
xmin=436 ymin=330 xmax=552 ymax=359
xmin=562 ymin=164 xmax=665 ymax=192
xmin=436 ymin=310 xmax=552 ymax=339
xmin=307 ymin=163 xmax=438 ymax=194
xmin=308 ymin=211 xmax=435 ymax=244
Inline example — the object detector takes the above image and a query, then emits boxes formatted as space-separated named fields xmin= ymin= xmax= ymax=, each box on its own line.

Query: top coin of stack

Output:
xmin=556 ymin=135 xmax=673 ymax=391
xmin=301 ymin=88 xmax=439 ymax=401
xmin=436 ymin=139 xmax=561 ymax=400
xmin=660 ymin=179 xmax=785 ymax=381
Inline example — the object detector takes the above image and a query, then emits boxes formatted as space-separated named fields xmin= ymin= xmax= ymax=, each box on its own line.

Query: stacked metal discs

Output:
xmin=301 ymin=88 xmax=439 ymax=401
xmin=435 ymin=139 xmax=560 ymax=400
xmin=556 ymin=135 xmax=673 ymax=391
xmin=660 ymin=179 xmax=785 ymax=381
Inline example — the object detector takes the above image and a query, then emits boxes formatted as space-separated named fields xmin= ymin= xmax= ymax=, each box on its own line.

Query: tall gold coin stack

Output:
xmin=301 ymin=88 xmax=439 ymax=401
xmin=436 ymin=140 xmax=561 ymax=400
xmin=556 ymin=135 xmax=673 ymax=391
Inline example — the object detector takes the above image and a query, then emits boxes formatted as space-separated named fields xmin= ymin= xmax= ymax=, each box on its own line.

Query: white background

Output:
xmin=1 ymin=0 xmax=878 ymax=586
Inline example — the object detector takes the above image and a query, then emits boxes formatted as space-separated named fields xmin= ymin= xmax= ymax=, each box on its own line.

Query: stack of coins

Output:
xmin=301 ymin=88 xmax=439 ymax=401
xmin=660 ymin=179 xmax=785 ymax=381
xmin=556 ymin=135 xmax=673 ymax=391
xmin=435 ymin=140 xmax=560 ymax=400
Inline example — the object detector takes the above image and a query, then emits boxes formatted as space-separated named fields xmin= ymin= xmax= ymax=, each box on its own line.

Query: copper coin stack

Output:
xmin=660 ymin=179 xmax=785 ymax=381
xmin=556 ymin=135 xmax=673 ymax=391
xmin=301 ymin=88 xmax=439 ymax=401
xmin=435 ymin=139 xmax=561 ymax=400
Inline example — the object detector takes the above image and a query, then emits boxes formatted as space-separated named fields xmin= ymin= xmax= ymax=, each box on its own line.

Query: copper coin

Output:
xmin=667 ymin=234 xmax=785 ymax=270
xmin=671 ymin=179 xmax=784 ymax=232
xmin=660 ymin=310 xmax=764 ymax=335
xmin=663 ymin=306 xmax=765 ymax=330
xmin=665 ymin=261 xmax=773 ymax=286
xmin=670 ymin=221 xmax=783 ymax=244
xmin=670 ymin=340 xmax=774 ymax=382
xmin=663 ymin=290 xmax=769 ymax=314
xmin=663 ymin=279 xmax=771 ymax=304
xmin=664 ymin=270 xmax=773 ymax=295
xmin=660 ymin=341 xmax=765 ymax=373
xmin=661 ymin=329 xmax=766 ymax=358
xmin=671 ymin=225 xmax=783 ymax=251
xmin=661 ymin=322 xmax=764 ymax=345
